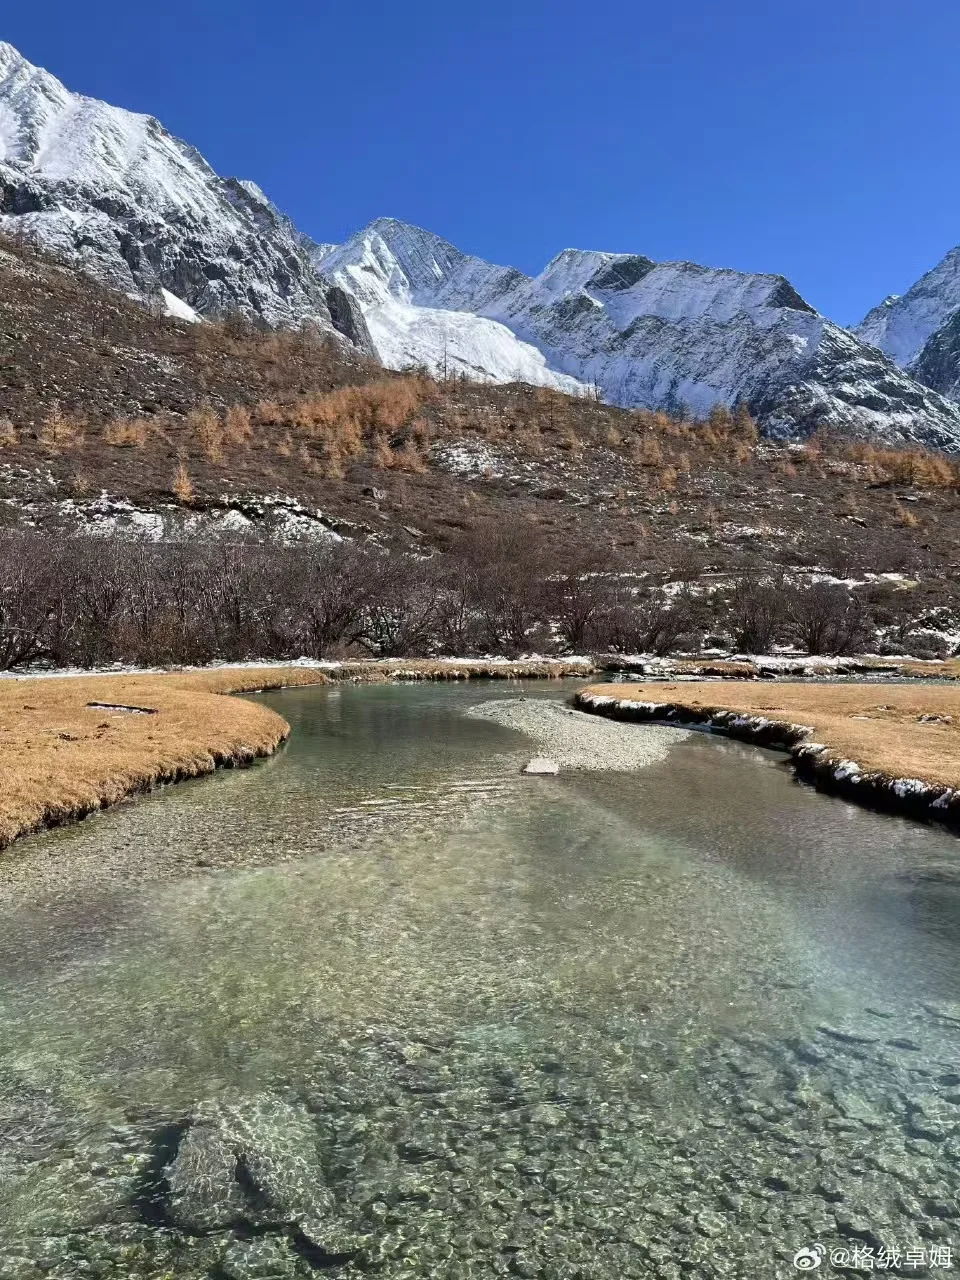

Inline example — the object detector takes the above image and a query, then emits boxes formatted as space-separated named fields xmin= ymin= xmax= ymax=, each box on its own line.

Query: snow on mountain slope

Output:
xmin=324 ymin=219 xmax=960 ymax=446
xmin=160 ymin=288 xmax=201 ymax=324
xmin=314 ymin=218 xmax=525 ymax=313
xmin=0 ymin=41 xmax=368 ymax=344
xmin=856 ymin=245 xmax=960 ymax=405
xmin=315 ymin=220 xmax=585 ymax=393
xmin=909 ymin=307 xmax=960 ymax=401
xmin=857 ymin=247 xmax=960 ymax=368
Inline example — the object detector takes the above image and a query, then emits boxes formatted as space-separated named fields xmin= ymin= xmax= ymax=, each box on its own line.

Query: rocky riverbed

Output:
xmin=468 ymin=698 xmax=690 ymax=771
xmin=2 ymin=683 xmax=959 ymax=1278
xmin=2 ymin=999 xmax=960 ymax=1278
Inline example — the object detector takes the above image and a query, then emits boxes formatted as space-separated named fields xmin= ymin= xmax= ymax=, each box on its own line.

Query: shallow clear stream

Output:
xmin=1 ymin=681 xmax=959 ymax=1278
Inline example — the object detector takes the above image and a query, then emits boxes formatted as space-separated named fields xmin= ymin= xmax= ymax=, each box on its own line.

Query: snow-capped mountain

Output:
xmin=0 ymin=41 xmax=368 ymax=344
xmin=1 ymin=40 xmax=959 ymax=445
xmin=857 ymin=247 xmax=960 ymax=401
xmin=321 ymin=218 xmax=960 ymax=447
xmin=312 ymin=224 xmax=585 ymax=393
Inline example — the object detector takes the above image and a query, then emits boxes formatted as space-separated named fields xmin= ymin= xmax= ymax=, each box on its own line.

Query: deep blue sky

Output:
xmin=4 ymin=1 xmax=958 ymax=324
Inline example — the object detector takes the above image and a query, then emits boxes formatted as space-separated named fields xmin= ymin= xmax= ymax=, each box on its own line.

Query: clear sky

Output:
xmin=3 ymin=1 xmax=958 ymax=325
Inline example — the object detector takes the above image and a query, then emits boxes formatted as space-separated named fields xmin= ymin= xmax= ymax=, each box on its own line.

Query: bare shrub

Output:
xmin=727 ymin=577 xmax=790 ymax=653
xmin=286 ymin=543 xmax=371 ymax=657
xmin=0 ymin=533 xmax=57 ymax=668
xmin=593 ymin=580 xmax=703 ymax=656
xmin=788 ymin=582 xmax=870 ymax=655
xmin=355 ymin=554 xmax=443 ymax=657
xmin=450 ymin=519 xmax=551 ymax=655
xmin=545 ymin=544 xmax=614 ymax=652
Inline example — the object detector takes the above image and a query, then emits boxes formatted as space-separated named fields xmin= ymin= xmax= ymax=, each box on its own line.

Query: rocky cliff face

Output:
xmin=0 ymin=42 xmax=369 ymax=346
xmin=321 ymin=218 xmax=960 ymax=447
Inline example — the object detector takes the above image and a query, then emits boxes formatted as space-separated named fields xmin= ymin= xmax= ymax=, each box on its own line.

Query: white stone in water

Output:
xmin=523 ymin=757 xmax=560 ymax=775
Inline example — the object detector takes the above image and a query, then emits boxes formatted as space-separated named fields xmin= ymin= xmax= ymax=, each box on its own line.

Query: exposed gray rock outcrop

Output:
xmin=0 ymin=42 xmax=370 ymax=349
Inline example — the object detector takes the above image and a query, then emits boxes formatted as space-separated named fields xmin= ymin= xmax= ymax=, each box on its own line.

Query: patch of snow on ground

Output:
xmin=433 ymin=440 xmax=504 ymax=478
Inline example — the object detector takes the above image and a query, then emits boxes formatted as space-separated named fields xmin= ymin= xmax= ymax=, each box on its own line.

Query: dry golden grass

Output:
xmin=586 ymin=680 xmax=960 ymax=788
xmin=0 ymin=660 xmax=594 ymax=855
xmin=0 ymin=666 xmax=333 ymax=851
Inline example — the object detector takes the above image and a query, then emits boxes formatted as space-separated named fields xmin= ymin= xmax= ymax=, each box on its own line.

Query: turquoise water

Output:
xmin=0 ymin=681 xmax=958 ymax=1278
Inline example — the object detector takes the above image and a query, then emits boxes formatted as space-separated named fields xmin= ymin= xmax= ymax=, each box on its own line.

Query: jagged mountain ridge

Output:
xmin=857 ymin=247 xmax=960 ymax=401
xmin=312 ymin=224 xmax=585 ymax=393
xmin=1 ymin=42 xmax=960 ymax=445
xmin=0 ymin=41 xmax=368 ymax=345
xmin=320 ymin=218 xmax=960 ymax=447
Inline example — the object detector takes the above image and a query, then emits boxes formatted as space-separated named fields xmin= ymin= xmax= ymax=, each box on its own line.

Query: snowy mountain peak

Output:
xmin=0 ymin=43 xmax=217 ymax=208
xmin=0 ymin=42 xmax=369 ymax=342
xmin=0 ymin=41 xmax=28 ymax=74
xmin=317 ymin=219 xmax=584 ymax=393
xmin=857 ymin=246 xmax=960 ymax=376
xmin=528 ymin=248 xmax=622 ymax=301
xmin=319 ymin=217 xmax=526 ymax=316
xmin=320 ymin=220 xmax=960 ymax=445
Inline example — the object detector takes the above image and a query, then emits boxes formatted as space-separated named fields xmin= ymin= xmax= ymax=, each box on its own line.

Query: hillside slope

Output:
xmin=2 ymin=233 xmax=960 ymax=606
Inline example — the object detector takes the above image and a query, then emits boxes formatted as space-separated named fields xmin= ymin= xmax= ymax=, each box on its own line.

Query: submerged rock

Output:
xmin=166 ymin=1094 xmax=342 ymax=1247
xmin=220 ymin=1234 xmax=300 ymax=1279
xmin=898 ymin=863 xmax=960 ymax=885
xmin=166 ymin=1114 xmax=247 ymax=1231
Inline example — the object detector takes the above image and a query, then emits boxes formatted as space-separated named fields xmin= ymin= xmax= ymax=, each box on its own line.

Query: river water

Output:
xmin=0 ymin=681 xmax=959 ymax=1278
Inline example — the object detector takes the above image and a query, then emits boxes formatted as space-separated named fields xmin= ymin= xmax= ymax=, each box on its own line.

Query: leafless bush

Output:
xmin=727 ymin=577 xmax=790 ymax=653
xmin=355 ymin=565 xmax=441 ymax=657
xmin=0 ymin=535 xmax=57 ymax=668
xmin=0 ymin=527 xmax=942 ymax=671
xmin=595 ymin=582 xmax=705 ymax=656
xmin=788 ymin=582 xmax=870 ymax=655
xmin=449 ymin=520 xmax=552 ymax=655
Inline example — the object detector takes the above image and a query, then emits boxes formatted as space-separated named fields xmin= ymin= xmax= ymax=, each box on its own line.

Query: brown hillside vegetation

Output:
xmin=3 ymin=231 xmax=960 ymax=607
xmin=0 ymin=236 xmax=376 ymax=430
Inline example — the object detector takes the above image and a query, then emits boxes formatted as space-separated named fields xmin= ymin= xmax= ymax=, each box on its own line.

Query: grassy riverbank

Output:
xmin=0 ymin=660 xmax=590 ymax=851
xmin=0 ymin=667 xmax=333 ymax=850
xmin=578 ymin=680 xmax=960 ymax=824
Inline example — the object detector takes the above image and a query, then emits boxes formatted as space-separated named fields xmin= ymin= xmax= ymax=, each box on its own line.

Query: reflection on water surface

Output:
xmin=1 ymin=681 xmax=959 ymax=1278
